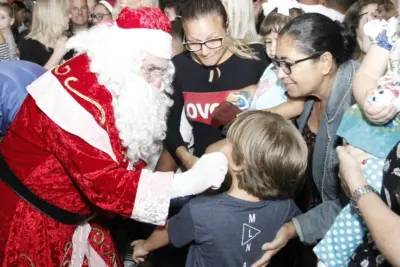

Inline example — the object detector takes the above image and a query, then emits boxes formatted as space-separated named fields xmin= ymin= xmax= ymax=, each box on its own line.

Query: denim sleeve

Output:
xmin=292 ymin=198 xmax=342 ymax=245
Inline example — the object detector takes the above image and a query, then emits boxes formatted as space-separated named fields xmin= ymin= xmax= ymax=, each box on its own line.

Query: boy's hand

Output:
xmin=131 ymin=240 xmax=150 ymax=263
xmin=226 ymin=92 xmax=240 ymax=106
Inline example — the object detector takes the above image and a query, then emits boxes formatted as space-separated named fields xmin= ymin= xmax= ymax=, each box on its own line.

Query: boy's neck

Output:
xmin=227 ymin=175 xmax=261 ymax=202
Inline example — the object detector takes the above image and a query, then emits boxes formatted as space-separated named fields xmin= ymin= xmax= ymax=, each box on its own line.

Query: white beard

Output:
xmin=67 ymin=24 xmax=175 ymax=164
xmin=110 ymin=72 xmax=173 ymax=165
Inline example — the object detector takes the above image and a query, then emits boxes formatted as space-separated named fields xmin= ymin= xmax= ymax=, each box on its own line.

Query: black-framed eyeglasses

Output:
xmin=182 ymin=37 xmax=224 ymax=52
xmin=90 ymin=13 xmax=111 ymax=20
xmin=271 ymin=54 xmax=322 ymax=75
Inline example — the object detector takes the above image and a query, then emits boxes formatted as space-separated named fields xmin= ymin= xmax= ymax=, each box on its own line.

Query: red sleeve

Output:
xmin=10 ymin=96 xmax=173 ymax=225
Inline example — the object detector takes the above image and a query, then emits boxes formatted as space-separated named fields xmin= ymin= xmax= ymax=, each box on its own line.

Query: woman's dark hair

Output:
xmin=171 ymin=18 xmax=184 ymax=41
xmin=279 ymin=13 xmax=357 ymax=66
xmin=344 ymin=0 xmax=379 ymax=29
xmin=180 ymin=0 xmax=228 ymax=28
xmin=259 ymin=7 xmax=303 ymax=37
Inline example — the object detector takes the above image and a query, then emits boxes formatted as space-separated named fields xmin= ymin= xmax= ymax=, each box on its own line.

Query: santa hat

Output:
xmin=116 ymin=7 xmax=172 ymax=59
xmin=99 ymin=0 xmax=116 ymax=14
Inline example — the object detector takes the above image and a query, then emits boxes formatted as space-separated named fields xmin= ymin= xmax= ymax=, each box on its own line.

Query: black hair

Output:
xmin=10 ymin=0 xmax=26 ymax=13
xmin=180 ymin=0 xmax=228 ymax=28
xmin=171 ymin=18 xmax=183 ymax=41
xmin=343 ymin=0 xmax=379 ymax=59
xmin=344 ymin=0 xmax=379 ymax=29
xmin=159 ymin=0 xmax=179 ymax=10
xmin=279 ymin=13 xmax=357 ymax=66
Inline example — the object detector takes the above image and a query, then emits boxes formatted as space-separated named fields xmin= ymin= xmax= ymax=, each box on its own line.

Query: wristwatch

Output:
xmin=350 ymin=184 xmax=379 ymax=213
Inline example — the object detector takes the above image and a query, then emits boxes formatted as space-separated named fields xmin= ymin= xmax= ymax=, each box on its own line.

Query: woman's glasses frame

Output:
xmin=271 ymin=54 xmax=322 ymax=75
xmin=182 ymin=36 xmax=224 ymax=52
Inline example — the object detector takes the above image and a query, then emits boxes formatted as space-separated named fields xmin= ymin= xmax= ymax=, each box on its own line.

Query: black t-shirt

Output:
xmin=19 ymin=38 xmax=53 ymax=67
xmin=19 ymin=38 xmax=75 ymax=67
xmin=166 ymin=44 xmax=269 ymax=158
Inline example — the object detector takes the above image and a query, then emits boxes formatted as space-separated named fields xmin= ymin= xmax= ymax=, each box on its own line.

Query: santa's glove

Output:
xmin=170 ymin=152 xmax=228 ymax=199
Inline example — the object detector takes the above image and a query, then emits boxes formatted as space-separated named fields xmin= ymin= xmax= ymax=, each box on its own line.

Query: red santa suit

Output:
xmin=0 ymin=7 xmax=228 ymax=267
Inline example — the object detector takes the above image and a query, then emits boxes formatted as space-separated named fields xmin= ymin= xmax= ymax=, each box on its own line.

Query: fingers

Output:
xmin=251 ymin=250 xmax=277 ymax=267
xmin=365 ymin=104 xmax=397 ymax=124
xmin=131 ymin=240 xmax=138 ymax=246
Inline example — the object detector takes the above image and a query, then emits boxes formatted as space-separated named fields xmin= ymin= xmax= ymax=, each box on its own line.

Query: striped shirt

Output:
xmin=0 ymin=43 xmax=10 ymax=61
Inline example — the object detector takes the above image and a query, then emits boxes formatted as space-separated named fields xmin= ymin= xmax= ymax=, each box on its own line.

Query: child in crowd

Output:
xmin=314 ymin=14 xmax=400 ymax=267
xmin=0 ymin=3 xmax=17 ymax=59
xmin=132 ymin=111 xmax=307 ymax=267
xmin=226 ymin=0 xmax=304 ymax=118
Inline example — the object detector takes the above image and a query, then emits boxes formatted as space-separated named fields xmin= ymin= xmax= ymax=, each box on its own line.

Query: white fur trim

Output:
xmin=131 ymin=169 xmax=173 ymax=225
xmin=27 ymin=71 xmax=117 ymax=162
xmin=118 ymin=28 xmax=172 ymax=59
xmin=99 ymin=0 xmax=114 ymax=14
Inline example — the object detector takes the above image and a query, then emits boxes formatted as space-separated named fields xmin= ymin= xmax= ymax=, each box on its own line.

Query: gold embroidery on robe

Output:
xmin=54 ymin=65 xmax=72 ymax=76
xmin=18 ymin=254 xmax=35 ymax=267
xmin=64 ymin=77 xmax=106 ymax=125
xmin=60 ymin=242 xmax=73 ymax=267
xmin=91 ymin=228 xmax=116 ymax=264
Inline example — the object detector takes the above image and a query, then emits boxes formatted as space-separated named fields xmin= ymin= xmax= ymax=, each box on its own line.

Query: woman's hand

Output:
xmin=362 ymin=92 xmax=397 ymax=125
xmin=54 ymin=36 xmax=69 ymax=57
xmin=251 ymin=222 xmax=296 ymax=267
xmin=337 ymin=146 xmax=370 ymax=197
xmin=131 ymin=240 xmax=150 ymax=263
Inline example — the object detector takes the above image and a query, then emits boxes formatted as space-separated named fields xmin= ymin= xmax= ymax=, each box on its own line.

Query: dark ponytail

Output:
xmin=279 ymin=13 xmax=357 ymax=66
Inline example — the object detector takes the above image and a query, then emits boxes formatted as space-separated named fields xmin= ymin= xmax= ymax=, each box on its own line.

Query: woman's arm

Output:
xmin=355 ymin=184 xmax=400 ymax=266
xmin=264 ymin=97 xmax=305 ymax=120
xmin=337 ymin=145 xmax=400 ymax=266
xmin=353 ymin=44 xmax=390 ymax=104
xmin=165 ymin=80 xmax=198 ymax=169
xmin=44 ymin=36 xmax=68 ymax=70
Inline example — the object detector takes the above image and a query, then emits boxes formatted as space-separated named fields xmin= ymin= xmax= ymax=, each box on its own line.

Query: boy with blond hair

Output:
xmin=132 ymin=111 xmax=308 ymax=267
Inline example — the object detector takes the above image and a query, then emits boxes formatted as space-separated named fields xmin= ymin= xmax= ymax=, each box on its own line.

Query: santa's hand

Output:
xmin=171 ymin=152 xmax=228 ymax=198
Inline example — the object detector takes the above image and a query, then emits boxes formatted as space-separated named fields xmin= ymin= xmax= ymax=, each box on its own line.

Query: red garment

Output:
xmin=0 ymin=54 xmax=168 ymax=266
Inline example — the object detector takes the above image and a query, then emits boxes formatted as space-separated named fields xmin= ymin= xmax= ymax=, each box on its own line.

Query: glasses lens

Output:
xmin=185 ymin=43 xmax=202 ymax=52
xmin=205 ymin=38 xmax=223 ymax=49
xmin=282 ymin=63 xmax=291 ymax=74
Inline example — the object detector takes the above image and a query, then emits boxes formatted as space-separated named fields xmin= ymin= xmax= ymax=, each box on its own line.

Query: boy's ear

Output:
xmin=231 ymin=163 xmax=243 ymax=174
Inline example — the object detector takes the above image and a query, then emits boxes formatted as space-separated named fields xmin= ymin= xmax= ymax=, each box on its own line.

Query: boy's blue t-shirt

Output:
xmin=168 ymin=193 xmax=300 ymax=267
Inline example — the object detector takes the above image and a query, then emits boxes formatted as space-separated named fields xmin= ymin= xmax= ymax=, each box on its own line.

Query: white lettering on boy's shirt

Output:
xmin=246 ymin=243 xmax=252 ymax=252
xmin=241 ymin=223 xmax=261 ymax=246
xmin=249 ymin=213 xmax=256 ymax=223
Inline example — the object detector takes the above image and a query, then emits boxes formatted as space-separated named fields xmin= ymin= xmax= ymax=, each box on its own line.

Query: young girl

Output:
xmin=226 ymin=0 xmax=304 ymax=119
xmin=0 ymin=3 xmax=17 ymax=59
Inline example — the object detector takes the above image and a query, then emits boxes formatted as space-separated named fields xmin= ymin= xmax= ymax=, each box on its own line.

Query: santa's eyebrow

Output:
xmin=144 ymin=64 xmax=167 ymax=71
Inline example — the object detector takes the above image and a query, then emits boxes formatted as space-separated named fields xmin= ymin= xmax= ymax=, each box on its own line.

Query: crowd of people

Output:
xmin=0 ymin=0 xmax=399 ymax=267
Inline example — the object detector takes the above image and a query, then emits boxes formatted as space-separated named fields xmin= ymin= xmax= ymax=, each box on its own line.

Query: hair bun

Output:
xmin=334 ymin=20 xmax=357 ymax=60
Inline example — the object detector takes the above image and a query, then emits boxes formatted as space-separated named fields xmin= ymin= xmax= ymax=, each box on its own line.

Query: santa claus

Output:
xmin=0 ymin=7 xmax=227 ymax=267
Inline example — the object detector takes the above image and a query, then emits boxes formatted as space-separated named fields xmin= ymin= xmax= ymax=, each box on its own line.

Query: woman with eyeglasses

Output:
xmin=91 ymin=0 xmax=114 ymax=25
xmin=158 ymin=0 xmax=269 ymax=172
xmin=252 ymin=13 xmax=359 ymax=267
xmin=343 ymin=0 xmax=380 ymax=62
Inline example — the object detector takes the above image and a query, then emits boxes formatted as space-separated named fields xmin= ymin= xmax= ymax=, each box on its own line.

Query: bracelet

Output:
xmin=350 ymin=184 xmax=379 ymax=214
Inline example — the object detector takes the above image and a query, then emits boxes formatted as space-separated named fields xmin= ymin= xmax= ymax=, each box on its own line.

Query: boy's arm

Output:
xmin=263 ymin=97 xmax=305 ymax=120
xmin=132 ymin=224 xmax=170 ymax=262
